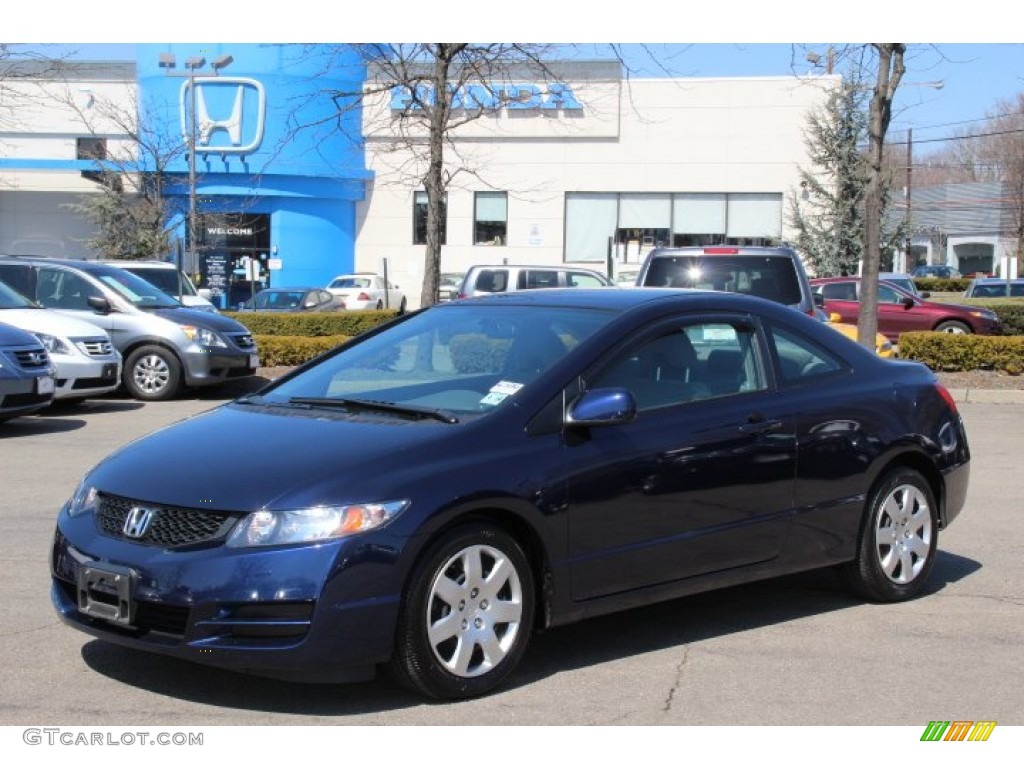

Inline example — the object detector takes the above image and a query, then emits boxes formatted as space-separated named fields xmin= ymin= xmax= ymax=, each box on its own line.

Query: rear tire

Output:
xmin=389 ymin=524 xmax=534 ymax=700
xmin=844 ymin=467 xmax=938 ymax=602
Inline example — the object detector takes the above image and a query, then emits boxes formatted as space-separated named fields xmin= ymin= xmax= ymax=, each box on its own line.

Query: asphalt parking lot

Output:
xmin=1 ymin=385 xmax=1021 ymax=726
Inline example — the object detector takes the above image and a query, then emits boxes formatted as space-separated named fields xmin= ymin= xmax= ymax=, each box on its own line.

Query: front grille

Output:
xmin=228 ymin=333 xmax=256 ymax=350
xmin=11 ymin=347 xmax=50 ymax=370
xmin=72 ymin=377 xmax=116 ymax=390
xmin=76 ymin=338 xmax=114 ymax=357
xmin=96 ymin=493 xmax=242 ymax=548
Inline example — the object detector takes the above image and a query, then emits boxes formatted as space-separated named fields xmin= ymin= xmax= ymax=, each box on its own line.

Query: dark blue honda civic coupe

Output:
xmin=51 ymin=288 xmax=970 ymax=699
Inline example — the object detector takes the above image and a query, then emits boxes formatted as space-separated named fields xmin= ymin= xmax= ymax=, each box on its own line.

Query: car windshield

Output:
xmin=330 ymin=277 xmax=371 ymax=289
xmin=126 ymin=267 xmax=199 ymax=297
xmin=644 ymin=256 xmax=803 ymax=306
xmin=262 ymin=303 xmax=615 ymax=418
xmin=0 ymin=279 xmax=39 ymax=309
xmin=89 ymin=266 xmax=182 ymax=309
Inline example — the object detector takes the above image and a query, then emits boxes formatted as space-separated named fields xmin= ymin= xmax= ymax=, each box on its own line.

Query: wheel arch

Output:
xmin=404 ymin=506 xmax=555 ymax=631
xmin=121 ymin=337 xmax=185 ymax=365
xmin=870 ymin=450 xmax=946 ymax=527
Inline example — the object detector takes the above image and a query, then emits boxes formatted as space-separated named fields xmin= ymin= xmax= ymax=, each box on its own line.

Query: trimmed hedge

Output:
xmin=225 ymin=310 xmax=399 ymax=337
xmin=914 ymin=277 xmax=972 ymax=293
xmin=899 ymin=332 xmax=1024 ymax=375
xmin=254 ymin=335 xmax=350 ymax=367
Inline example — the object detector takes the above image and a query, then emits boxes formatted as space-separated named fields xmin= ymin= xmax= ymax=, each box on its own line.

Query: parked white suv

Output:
xmin=101 ymin=260 xmax=219 ymax=313
xmin=0 ymin=278 xmax=121 ymax=402
xmin=457 ymin=264 xmax=612 ymax=298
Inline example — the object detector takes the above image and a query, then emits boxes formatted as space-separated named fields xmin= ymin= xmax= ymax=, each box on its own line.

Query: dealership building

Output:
xmin=1 ymin=44 xmax=873 ymax=308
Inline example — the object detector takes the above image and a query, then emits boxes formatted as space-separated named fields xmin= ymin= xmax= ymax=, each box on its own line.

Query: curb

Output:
xmin=946 ymin=389 xmax=1024 ymax=405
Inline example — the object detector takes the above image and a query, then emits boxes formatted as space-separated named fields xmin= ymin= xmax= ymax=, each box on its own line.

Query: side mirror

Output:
xmin=813 ymin=293 xmax=825 ymax=308
xmin=87 ymin=296 xmax=111 ymax=314
xmin=903 ymin=297 xmax=915 ymax=309
xmin=567 ymin=388 xmax=637 ymax=427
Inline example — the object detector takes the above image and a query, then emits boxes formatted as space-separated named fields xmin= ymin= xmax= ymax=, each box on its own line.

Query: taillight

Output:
xmin=357 ymin=292 xmax=371 ymax=301
xmin=703 ymin=247 xmax=739 ymax=255
xmin=934 ymin=382 xmax=959 ymax=414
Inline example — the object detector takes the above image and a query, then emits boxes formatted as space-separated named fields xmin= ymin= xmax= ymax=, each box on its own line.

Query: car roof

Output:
xmin=466 ymin=264 xmax=605 ymax=271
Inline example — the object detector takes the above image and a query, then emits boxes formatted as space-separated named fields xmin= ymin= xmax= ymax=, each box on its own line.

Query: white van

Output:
xmin=0 ymin=278 xmax=121 ymax=402
xmin=101 ymin=260 xmax=219 ymax=313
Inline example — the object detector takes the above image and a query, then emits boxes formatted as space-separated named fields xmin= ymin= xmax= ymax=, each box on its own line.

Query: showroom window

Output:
xmin=414 ymin=191 xmax=447 ymax=245
xmin=565 ymin=192 xmax=783 ymax=262
xmin=474 ymin=192 xmax=507 ymax=245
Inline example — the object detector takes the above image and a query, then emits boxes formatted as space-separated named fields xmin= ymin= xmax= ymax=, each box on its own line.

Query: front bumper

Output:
xmin=181 ymin=346 xmax=259 ymax=388
xmin=51 ymin=352 xmax=121 ymax=399
xmin=50 ymin=517 xmax=402 ymax=682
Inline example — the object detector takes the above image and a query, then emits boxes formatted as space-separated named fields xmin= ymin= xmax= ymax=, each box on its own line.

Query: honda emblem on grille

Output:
xmin=123 ymin=507 xmax=157 ymax=539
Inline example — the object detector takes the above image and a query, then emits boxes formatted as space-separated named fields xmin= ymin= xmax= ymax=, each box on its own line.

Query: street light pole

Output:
xmin=905 ymin=127 xmax=913 ymax=272
xmin=159 ymin=52 xmax=233 ymax=300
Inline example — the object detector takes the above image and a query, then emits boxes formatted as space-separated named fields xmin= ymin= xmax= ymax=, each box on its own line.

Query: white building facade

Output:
xmin=2 ymin=50 xmax=841 ymax=308
xmin=358 ymin=64 xmax=839 ymax=297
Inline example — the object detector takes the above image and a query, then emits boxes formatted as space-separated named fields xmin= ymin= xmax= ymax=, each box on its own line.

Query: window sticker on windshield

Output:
xmin=480 ymin=380 xmax=523 ymax=407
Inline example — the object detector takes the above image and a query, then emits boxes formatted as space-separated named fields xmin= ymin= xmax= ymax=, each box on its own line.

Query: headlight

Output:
xmin=67 ymin=481 xmax=99 ymax=518
xmin=181 ymin=326 xmax=228 ymax=348
xmin=970 ymin=309 xmax=998 ymax=320
xmin=33 ymin=332 xmax=72 ymax=355
xmin=226 ymin=499 xmax=410 ymax=548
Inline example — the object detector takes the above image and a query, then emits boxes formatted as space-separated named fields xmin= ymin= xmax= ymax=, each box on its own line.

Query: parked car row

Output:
xmin=0 ymin=255 xmax=260 ymax=416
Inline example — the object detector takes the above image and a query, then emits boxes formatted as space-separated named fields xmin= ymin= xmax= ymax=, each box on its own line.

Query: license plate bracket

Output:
xmin=77 ymin=562 xmax=135 ymax=625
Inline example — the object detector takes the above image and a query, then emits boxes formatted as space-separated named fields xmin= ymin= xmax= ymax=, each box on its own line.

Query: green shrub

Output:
xmin=226 ymin=310 xmax=398 ymax=337
xmin=899 ymin=332 xmax=1024 ymax=374
xmin=254 ymin=335 xmax=350 ymax=367
xmin=913 ymin=277 xmax=971 ymax=294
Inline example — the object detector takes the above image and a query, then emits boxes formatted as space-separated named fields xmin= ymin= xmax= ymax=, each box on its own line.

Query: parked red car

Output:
xmin=810 ymin=276 xmax=1001 ymax=342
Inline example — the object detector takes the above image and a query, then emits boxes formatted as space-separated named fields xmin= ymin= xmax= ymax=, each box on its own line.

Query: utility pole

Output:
xmin=905 ymin=127 xmax=913 ymax=272
xmin=158 ymin=51 xmax=233 ymax=291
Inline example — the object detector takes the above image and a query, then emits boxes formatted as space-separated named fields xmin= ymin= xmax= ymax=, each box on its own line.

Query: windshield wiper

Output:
xmin=287 ymin=396 xmax=459 ymax=424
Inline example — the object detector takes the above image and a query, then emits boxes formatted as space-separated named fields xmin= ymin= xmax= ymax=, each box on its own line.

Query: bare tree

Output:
xmin=344 ymin=44 xmax=603 ymax=307
xmin=858 ymin=44 xmax=906 ymax=347
xmin=48 ymin=83 xmax=183 ymax=259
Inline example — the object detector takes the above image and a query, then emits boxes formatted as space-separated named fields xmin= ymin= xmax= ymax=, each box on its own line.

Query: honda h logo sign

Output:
xmin=122 ymin=507 xmax=157 ymax=539
xmin=180 ymin=77 xmax=266 ymax=156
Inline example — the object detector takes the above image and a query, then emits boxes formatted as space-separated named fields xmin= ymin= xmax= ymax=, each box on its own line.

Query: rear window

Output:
xmin=642 ymin=256 xmax=803 ymax=306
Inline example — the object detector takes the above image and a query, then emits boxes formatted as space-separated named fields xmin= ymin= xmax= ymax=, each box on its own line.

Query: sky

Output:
xmin=6 ymin=0 xmax=1022 ymax=153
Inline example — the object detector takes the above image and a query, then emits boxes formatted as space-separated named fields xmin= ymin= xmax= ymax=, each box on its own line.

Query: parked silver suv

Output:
xmin=635 ymin=245 xmax=819 ymax=317
xmin=0 ymin=256 xmax=258 ymax=401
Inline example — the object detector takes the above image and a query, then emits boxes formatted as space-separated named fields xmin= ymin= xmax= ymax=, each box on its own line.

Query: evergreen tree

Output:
xmin=789 ymin=78 xmax=905 ymax=276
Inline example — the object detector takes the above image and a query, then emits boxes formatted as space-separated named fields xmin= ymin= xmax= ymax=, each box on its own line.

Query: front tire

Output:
xmin=844 ymin=467 xmax=938 ymax=602
xmin=390 ymin=524 xmax=534 ymax=700
xmin=935 ymin=320 xmax=970 ymax=334
xmin=123 ymin=345 xmax=182 ymax=401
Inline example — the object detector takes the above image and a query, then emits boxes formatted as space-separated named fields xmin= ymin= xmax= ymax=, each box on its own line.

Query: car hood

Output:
xmin=0 ymin=308 xmax=110 ymax=339
xmin=152 ymin=307 xmax=250 ymax=332
xmin=85 ymin=402 xmax=464 ymax=513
